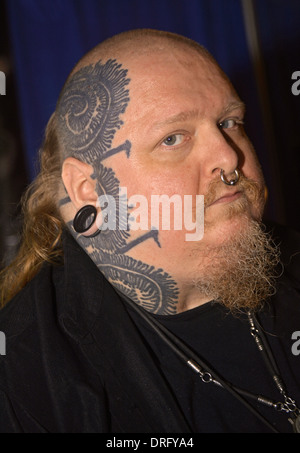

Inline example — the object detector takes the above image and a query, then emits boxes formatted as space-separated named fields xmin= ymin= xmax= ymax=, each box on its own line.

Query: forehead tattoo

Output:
xmin=58 ymin=58 xmax=180 ymax=315
xmin=57 ymin=59 xmax=131 ymax=162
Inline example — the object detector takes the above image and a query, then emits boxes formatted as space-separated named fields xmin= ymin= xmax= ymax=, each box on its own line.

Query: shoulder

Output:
xmin=265 ymin=221 xmax=300 ymax=290
xmin=0 ymin=263 xmax=61 ymax=430
xmin=0 ymin=260 xmax=66 ymax=376
xmin=0 ymin=253 xmax=109 ymax=432
xmin=267 ymin=221 xmax=300 ymax=261
xmin=0 ymin=262 xmax=61 ymax=338
xmin=260 ymin=222 xmax=300 ymax=337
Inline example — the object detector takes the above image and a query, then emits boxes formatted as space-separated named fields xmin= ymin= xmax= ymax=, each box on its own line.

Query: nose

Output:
xmin=202 ymin=125 xmax=240 ymax=180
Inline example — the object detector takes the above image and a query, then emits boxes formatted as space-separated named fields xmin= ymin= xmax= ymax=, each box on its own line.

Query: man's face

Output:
xmin=100 ymin=48 xmax=265 ymax=301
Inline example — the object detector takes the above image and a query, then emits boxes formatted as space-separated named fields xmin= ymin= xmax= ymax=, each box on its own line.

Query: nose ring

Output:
xmin=220 ymin=169 xmax=240 ymax=186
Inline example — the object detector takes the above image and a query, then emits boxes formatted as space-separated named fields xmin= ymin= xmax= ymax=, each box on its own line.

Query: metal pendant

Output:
xmin=293 ymin=414 xmax=300 ymax=433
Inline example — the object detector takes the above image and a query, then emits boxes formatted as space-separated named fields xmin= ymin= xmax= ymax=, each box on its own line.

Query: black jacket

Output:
xmin=0 ymin=225 xmax=299 ymax=433
xmin=0 ymin=232 xmax=191 ymax=433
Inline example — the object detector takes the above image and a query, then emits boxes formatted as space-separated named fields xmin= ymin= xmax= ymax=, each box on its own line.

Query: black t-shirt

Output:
xmin=1 ymin=223 xmax=299 ymax=433
xmin=126 ymin=287 xmax=300 ymax=433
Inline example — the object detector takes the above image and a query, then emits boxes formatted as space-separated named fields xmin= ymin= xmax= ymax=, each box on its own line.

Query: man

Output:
xmin=0 ymin=29 xmax=299 ymax=433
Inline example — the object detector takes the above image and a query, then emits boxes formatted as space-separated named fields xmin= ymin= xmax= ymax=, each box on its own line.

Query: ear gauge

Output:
xmin=73 ymin=205 xmax=101 ymax=238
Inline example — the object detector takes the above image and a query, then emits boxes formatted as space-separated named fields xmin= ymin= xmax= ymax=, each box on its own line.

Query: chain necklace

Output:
xmin=122 ymin=293 xmax=300 ymax=433
xmin=247 ymin=311 xmax=300 ymax=433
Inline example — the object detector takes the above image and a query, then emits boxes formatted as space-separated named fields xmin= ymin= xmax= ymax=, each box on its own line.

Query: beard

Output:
xmin=193 ymin=176 xmax=281 ymax=313
xmin=193 ymin=219 xmax=281 ymax=312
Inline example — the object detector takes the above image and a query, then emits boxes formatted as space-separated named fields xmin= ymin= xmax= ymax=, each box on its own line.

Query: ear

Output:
xmin=62 ymin=157 xmax=97 ymax=209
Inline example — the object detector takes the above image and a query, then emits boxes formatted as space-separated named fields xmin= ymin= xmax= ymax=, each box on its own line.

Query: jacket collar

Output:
xmin=58 ymin=231 xmax=105 ymax=340
xmin=59 ymin=231 xmax=191 ymax=432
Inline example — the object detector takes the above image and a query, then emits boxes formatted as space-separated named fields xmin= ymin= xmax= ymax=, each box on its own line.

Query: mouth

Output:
xmin=206 ymin=191 xmax=243 ymax=208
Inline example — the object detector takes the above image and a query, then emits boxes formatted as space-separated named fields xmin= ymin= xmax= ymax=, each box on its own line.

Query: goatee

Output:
xmin=193 ymin=218 xmax=281 ymax=313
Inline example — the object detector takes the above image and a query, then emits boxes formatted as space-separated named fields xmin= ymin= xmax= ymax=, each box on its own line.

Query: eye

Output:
xmin=218 ymin=118 xmax=244 ymax=130
xmin=162 ymin=134 xmax=185 ymax=147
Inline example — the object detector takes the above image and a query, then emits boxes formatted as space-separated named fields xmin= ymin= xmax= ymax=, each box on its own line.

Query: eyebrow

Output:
xmin=152 ymin=101 xmax=246 ymax=130
xmin=223 ymin=100 xmax=246 ymax=114
xmin=152 ymin=109 xmax=202 ymax=129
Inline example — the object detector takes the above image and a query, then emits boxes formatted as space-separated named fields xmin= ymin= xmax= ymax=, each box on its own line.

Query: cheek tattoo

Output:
xmin=57 ymin=59 xmax=179 ymax=315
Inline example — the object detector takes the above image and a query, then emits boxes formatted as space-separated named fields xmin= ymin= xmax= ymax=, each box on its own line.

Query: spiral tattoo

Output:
xmin=96 ymin=252 xmax=179 ymax=315
xmin=57 ymin=59 xmax=131 ymax=162
xmin=92 ymin=163 xmax=130 ymax=253
xmin=59 ymin=59 xmax=179 ymax=315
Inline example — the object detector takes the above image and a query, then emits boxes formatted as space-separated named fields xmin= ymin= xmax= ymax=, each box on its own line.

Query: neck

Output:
xmin=171 ymin=284 xmax=213 ymax=314
xmin=60 ymin=199 xmax=189 ymax=315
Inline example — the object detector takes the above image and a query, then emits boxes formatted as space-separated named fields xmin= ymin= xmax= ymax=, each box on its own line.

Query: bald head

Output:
xmin=68 ymin=29 xmax=214 ymax=75
xmin=55 ymin=29 xmax=224 ymax=163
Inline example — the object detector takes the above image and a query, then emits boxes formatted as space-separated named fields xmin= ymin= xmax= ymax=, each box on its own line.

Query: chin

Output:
xmin=203 ymin=202 xmax=258 ymax=246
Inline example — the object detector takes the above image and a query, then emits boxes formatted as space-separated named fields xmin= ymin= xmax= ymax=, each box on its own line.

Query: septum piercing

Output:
xmin=220 ymin=169 xmax=240 ymax=186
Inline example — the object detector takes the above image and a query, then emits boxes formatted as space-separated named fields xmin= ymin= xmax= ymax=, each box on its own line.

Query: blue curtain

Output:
xmin=254 ymin=0 xmax=300 ymax=230
xmin=5 ymin=0 xmax=300 ymax=229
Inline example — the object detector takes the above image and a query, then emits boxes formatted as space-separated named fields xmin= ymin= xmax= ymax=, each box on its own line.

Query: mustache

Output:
xmin=204 ymin=173 xmax=264 ymax=209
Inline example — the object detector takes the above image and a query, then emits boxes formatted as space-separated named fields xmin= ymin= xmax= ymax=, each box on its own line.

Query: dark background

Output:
xmin=0 ymin=0 xmax=299 ymax=266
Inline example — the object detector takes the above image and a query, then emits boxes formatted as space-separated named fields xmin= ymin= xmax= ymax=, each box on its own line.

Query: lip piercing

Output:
xmin=220 ymin=169 xmax=240 ymax=186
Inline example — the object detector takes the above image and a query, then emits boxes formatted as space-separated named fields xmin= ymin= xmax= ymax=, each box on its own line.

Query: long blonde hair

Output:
xmin=0 ymin=113 xmax=64 ymax=307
